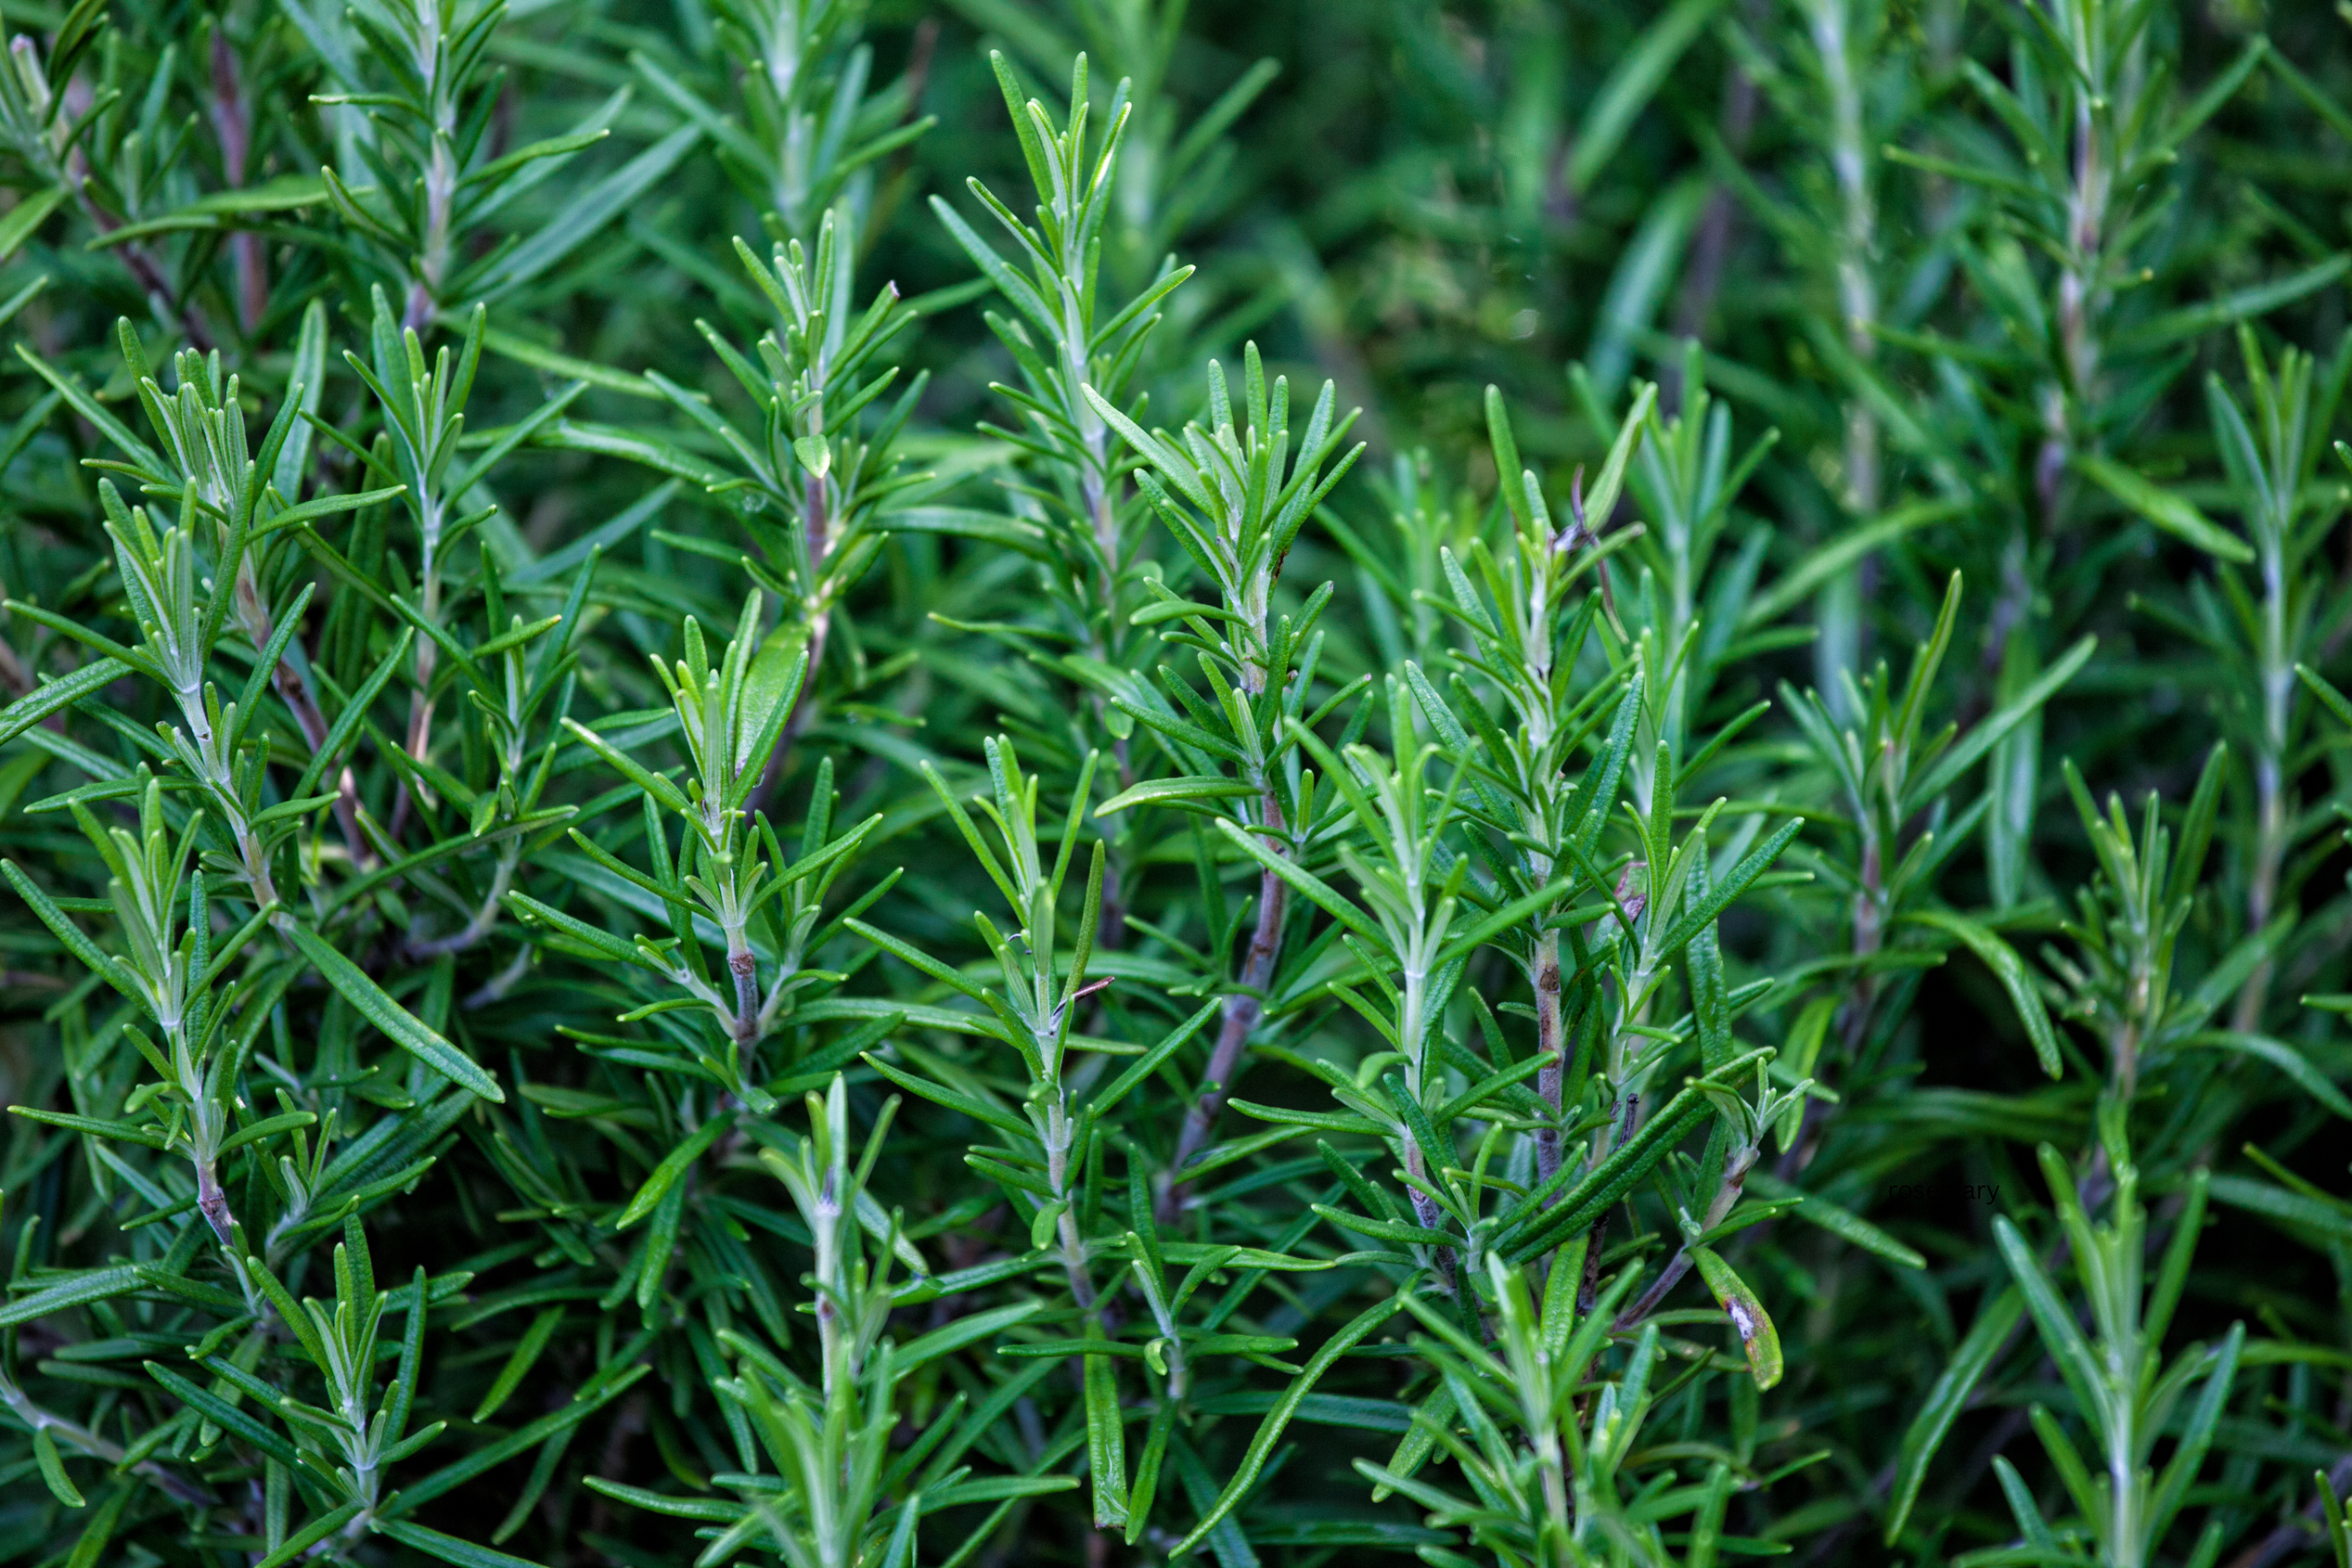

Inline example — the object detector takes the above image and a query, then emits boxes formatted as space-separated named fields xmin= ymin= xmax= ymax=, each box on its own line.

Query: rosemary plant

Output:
xmin=2 ymin=1 xmax=2350 ymax=1565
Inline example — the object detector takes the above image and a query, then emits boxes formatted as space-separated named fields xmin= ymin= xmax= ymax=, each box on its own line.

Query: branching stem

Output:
xmin=1157 ymin=790 xmax=1288 ymax=1222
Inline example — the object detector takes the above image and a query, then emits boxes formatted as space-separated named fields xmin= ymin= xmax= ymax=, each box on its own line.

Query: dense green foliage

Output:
xmin=4 ymin=0 xmax=2352 ymax=1564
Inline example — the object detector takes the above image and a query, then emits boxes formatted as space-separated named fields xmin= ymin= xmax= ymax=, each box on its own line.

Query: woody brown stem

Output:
xmin=1532 ymin=927 xmax=1567 ymax=1194
xmin=728 ymin=942 xmax=761 ymax=1049
xmin=1667 ymin=0 xmax=1762 ymax=405
xmin=76 ymin=194 xmax=214 ymax=352
xmin=1156 ymin=791 xmax=1288 ymax=1223
xmin=1577 ymin=1210 xmax=1610 ymax=1320
xmin=195 ymin=1156 xmax=236 ymax=1247
xmin=208 ymin=33 xmax=268 ymax=331
xmin=1577 ymin=1087 xmax=1640 ymax=1316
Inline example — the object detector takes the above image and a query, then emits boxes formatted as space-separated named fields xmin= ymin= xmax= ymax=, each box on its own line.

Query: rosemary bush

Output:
xmin=3 ymin=0 xmax=2352 ymax=1564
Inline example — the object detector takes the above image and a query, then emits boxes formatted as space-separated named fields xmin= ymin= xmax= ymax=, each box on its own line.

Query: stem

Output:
xmin=1668 ymin=15 xmax=1762 ymax=382
xmin=2224 ymin=1452 xmax=2352 ymax=1568
xmin=2059 ymin=96 xmax=2106 ymax=426
xmin=392 ymin=570 xmax=444 ymax=840
xmin=463 ymin=941 xmax=536 ymax=1008
xmin=1082 ymin=457 xmax=1117 ymax=592
xmin=1058 ymin=232 xmax=1116 ymax=594
xmin=409 ymin=573 xmax=443 ymax=769
xmin=405 ymin=844 xmax=521 ymax=959
xmin=404 ymin=134 xmax=457 ymax=332
xmin=2110 ymin=1015 xmax=2141 ymax=1103
xmin=188 ymin=1125 xmax=296 ymax=1339
xmin=2235 ymin=534 xmax=2291 ymax=1030
xmin=1057 ymin=1206 xmax=1097 ymax=1314
xmin=2031 ymin=77 xmax=2108 ymax=540
xmin=1095 ymin=775 xmax=1130 ymax=953
xmin=744 ymin=474 xmax=835 ymax=819
xmin=45 ymin=65 xmax=210 ymax=345
xmin=67 ymin=191 xmax=214 ymax=352
xmin=1617 ymin=1142 xmax=1756 ymax=1330
xmin=1576 ymin=1210 xmax=1610 ymax=1322
xmin=234 ymin=564 xmax=369 ymax=866
xmin=208 ymin=34 xmax=269 ymax=331
xmin=1783 ymin=823 xmax=1882 ymax=1179
xmin=0 ymin=1378 xmax=216 ymax=1506
xmin=727 ymin=931 xmax=762 ymax=1051
xmin=1577 ymin=1088 xmax=1641 ymax=1317
xmin=1532 ymin=926 xmax=1567 ymax=1195
xmin=2109 ymin=1413 xmax=2138 ymax=1568
xmin=194 ymin=1152 xmax=236 ymax=1247
xmin=1402 ymin=1141 xmax=1459 ymax=1297
xmin=1809 ymin=0 xmax=1881 ymax=707
xmin=1814 ymin=0 xmax=1878 ymax=516
xmin=1842 ymin=826 xmax=1883 ymax=1055
xmin=237 ymin=827 xmax=283 ymax=925
xmin=1982 ymin=526 xmax=2036 ymax=687
xmin=813 ymin=1158 xmax=847 ymax=1391
xmin=1156 ymin=790 xmax=1288 ymax=1223
xmin=279 ymin=659 xmax=368 ymax=866
xmin=0 ymin=630 xmax=33 ymax=698
xmin=172 ymin=679 xmax=283 ymax=918
xmin=1045 ymin=1096 xmax=1098 ymax=1315
xmin=2007 ymin=75 xmax=2112 ymax=687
